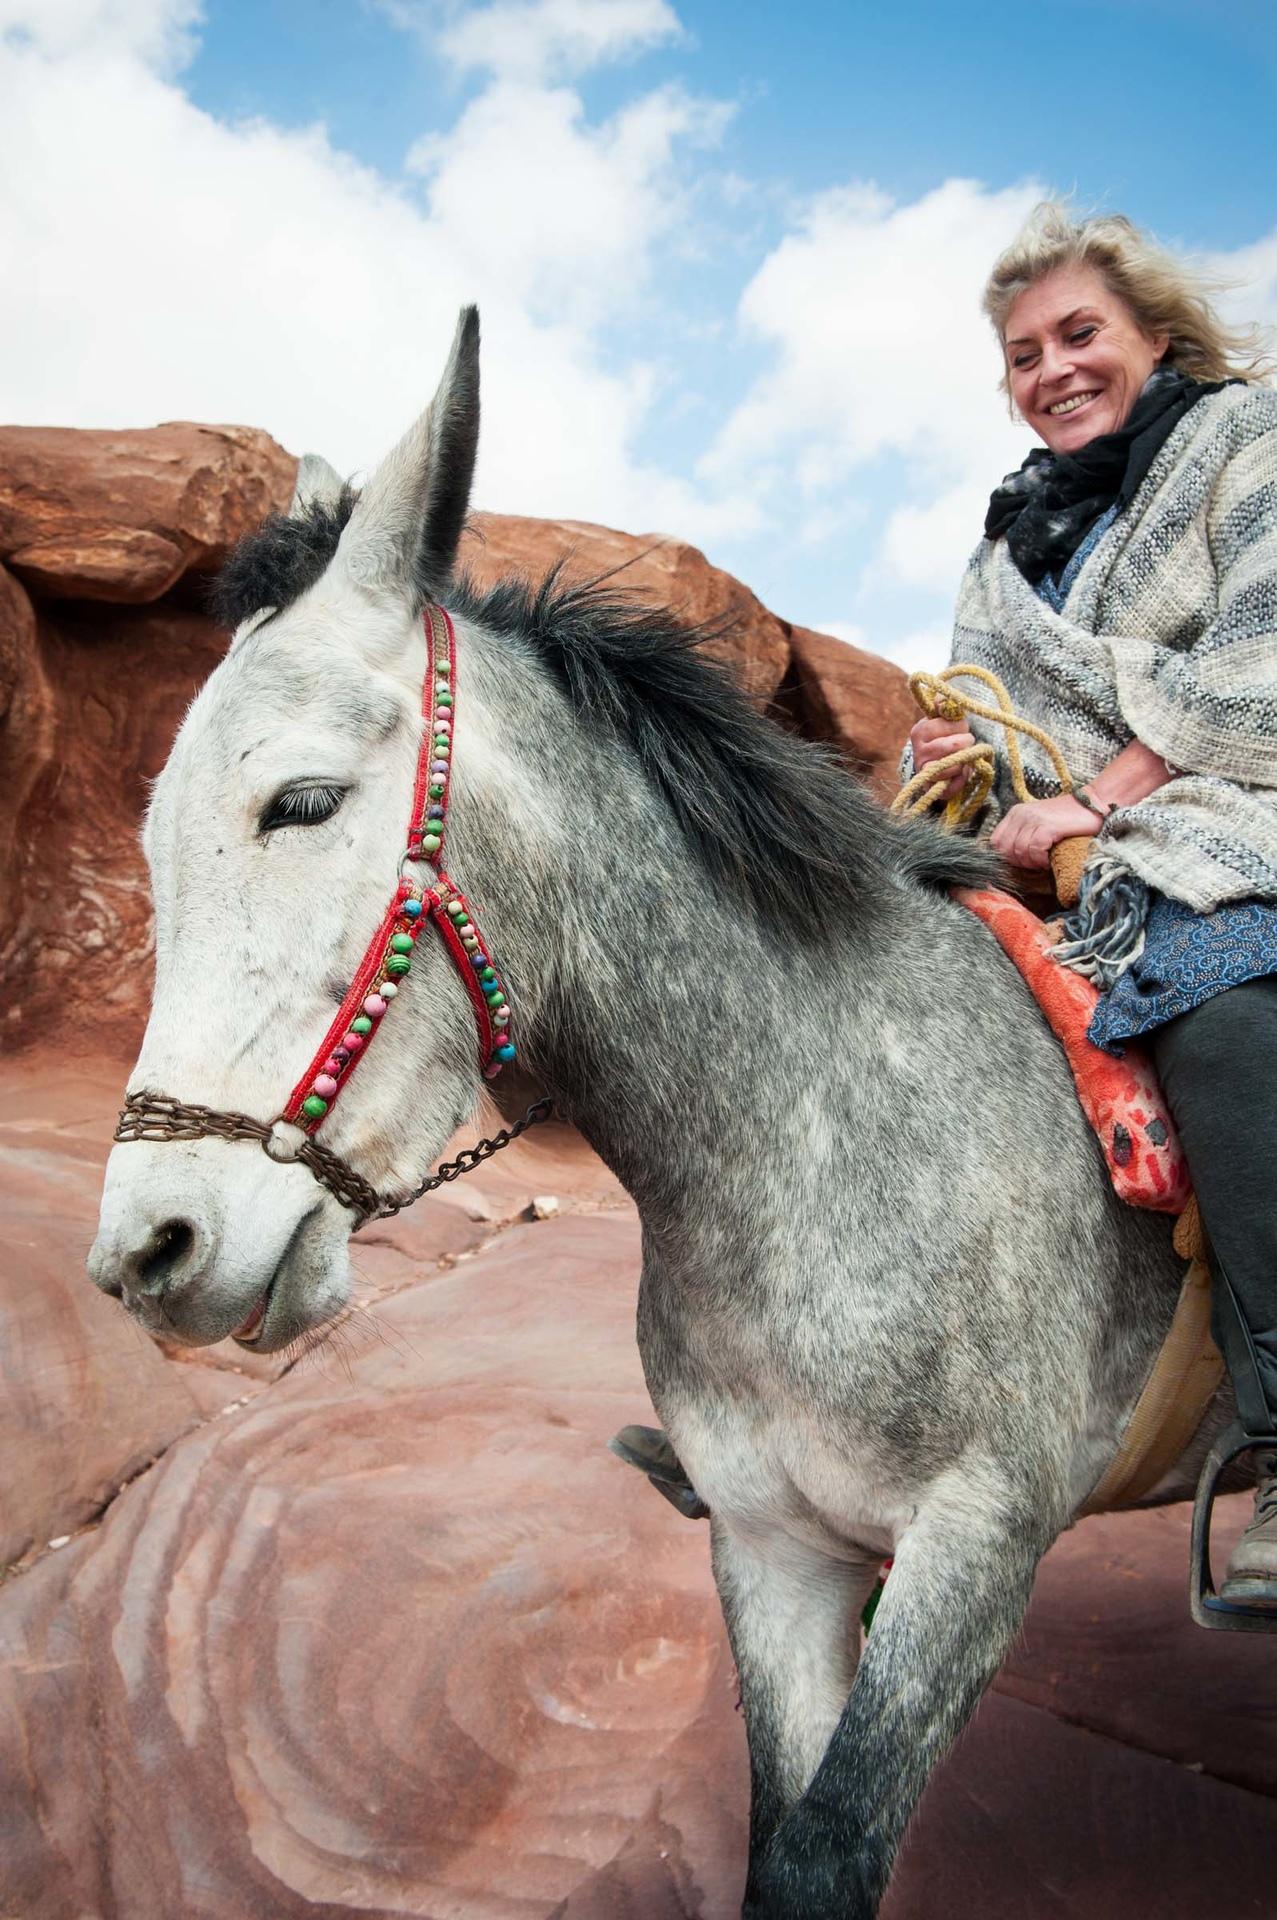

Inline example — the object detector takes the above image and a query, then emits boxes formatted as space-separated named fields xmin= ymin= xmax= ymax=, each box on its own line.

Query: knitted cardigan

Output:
xmin=949 ymin=381 xmax=1277 ymax=913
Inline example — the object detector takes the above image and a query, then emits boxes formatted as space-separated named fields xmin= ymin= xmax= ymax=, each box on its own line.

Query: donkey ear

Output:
xmin=289 ymin=453 xmax=346 ymax=518
xmin=335 ymin=305 xmax=480 ymax=600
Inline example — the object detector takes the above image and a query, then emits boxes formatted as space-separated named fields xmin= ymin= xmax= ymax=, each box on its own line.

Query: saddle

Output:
xmin=955 ymin=883 xmax=1224 ymax=1521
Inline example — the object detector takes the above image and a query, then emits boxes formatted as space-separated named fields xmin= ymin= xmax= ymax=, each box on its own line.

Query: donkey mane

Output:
xmin=212 ymin=505 xmax=994 ymax=938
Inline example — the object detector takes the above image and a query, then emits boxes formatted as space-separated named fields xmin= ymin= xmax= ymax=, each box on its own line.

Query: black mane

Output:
xmin=212 ymin=504 xmax=993 ymax=936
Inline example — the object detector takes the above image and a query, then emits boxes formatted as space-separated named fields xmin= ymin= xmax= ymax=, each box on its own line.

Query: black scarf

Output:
xmin=985 ymin=367 xmax=1228 ymax=585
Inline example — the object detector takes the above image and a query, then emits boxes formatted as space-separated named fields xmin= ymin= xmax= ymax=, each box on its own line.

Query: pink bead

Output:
xmin=494 ymin=1009 xmax=511 ymax=1026
xmin=313 ymin=1074 xmax=339 ymax=1098
xmin=363 ymin=994 xmax=387 ymax=1018
xmin=322 ymin=1054 xmax=343 ymax=1075
xmin=342 ymin=1032 xmax=364 ymax=1052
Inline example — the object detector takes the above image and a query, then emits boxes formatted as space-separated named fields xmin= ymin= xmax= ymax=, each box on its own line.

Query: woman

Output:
xmin=617 ymin=204 xmax=1277 ymax=1609
xmin=908 ymin=203 xmax=1277 ymax=1604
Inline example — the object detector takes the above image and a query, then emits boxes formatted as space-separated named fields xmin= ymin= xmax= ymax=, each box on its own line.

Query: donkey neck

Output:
xmin=449 ymin=619 xmax=933 ymax=1218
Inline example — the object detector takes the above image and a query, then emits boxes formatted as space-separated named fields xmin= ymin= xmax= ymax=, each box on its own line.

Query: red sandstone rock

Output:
xmin=460 ymin=510 xmax=791 ymax=703
xmin=785 ymin=622 xmax=916 ymax=801
xmin=2 ymin=1067 xmax=1274 ymax=1920
xmin=0 ymin=423 xmax=296 ymax=598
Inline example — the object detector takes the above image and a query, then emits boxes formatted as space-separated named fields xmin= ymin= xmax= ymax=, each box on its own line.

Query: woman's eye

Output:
xmin=1068 ymin=326 xmax=1098 ymax=345
xmin=259 ymin=783 xmax=346 ymax=832
xmin=1012 ymin=352 xmax=1037 ymax=369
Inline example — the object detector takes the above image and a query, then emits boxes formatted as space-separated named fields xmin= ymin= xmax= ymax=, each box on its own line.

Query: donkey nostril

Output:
xmin=133 ymin=1217 xmax=197 ymax=1295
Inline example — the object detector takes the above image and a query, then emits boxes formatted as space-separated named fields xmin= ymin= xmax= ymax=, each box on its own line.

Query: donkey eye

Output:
xmin=258 ymin=783 xmax=347 ymax=833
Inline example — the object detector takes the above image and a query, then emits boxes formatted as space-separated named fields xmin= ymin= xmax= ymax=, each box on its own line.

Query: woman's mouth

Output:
xmin=1046 ymin=390 xmax=1100 ymax=418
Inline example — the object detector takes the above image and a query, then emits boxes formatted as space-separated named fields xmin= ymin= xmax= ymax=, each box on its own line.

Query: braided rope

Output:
xmin=890 ymin=664 xmax=1076 ymax=824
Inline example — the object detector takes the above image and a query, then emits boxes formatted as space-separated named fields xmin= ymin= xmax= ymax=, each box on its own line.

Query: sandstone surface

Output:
xmin=2 ymin=1066 xmax=1275 ymax=1919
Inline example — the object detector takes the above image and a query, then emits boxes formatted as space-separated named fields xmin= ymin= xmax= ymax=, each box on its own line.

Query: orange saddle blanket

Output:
xmin=956 ymin=887 xmax=1191 ymax=1215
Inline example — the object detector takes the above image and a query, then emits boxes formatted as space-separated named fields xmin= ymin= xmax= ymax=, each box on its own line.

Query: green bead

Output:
xmin=486 ymin=990 xmax=505 ymax=1008
xmin=429 ymin=781 xmax=445 ymax=798
xmin=422 ymin=834 xmax=442 ymax=854
xmin=390 ymin=932 xmax=414 ymax=954
xmin=386 ymin=954 xmax=411 ymax=976
xmin=436 ymin=691 xmax=453 ymax=706
xmin=351 ymin=1015 xmax=373 ymax=1035
xmin=480 ymin=966 xmax=496 ymax=983
xmin=302 ymin=1094 xmax=328 ymax=1120
xmin=435 ymin=658 xmax=450 ymax=675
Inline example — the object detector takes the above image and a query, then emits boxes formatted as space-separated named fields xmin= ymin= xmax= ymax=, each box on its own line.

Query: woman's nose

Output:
xmin=1038 ymin=340 xmax=1076 ymax=385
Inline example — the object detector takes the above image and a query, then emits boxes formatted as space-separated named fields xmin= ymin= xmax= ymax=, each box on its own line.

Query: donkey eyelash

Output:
xmin=258 ymin=783 xmax=347 ymax=833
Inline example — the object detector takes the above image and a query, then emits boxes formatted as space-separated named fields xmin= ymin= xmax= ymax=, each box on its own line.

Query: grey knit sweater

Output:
xmin=948 ymin=381 xmax=1277 ymax=912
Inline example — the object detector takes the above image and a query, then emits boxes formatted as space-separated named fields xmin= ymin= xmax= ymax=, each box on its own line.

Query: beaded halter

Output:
xmin=117 ymin=604 xmax=548 ymax=1223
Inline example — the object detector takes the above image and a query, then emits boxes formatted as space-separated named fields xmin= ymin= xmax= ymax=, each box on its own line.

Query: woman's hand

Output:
xmin=990 ymin=794 xmax=1105 ymax=869
xmin=909 ymin=715 xmax=978 ymax=801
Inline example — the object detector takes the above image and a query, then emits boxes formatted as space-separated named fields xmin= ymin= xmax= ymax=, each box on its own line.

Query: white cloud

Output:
xmin=435 ymin=0 xmax=683 ymax=81
xmin=705 ymin=177 xmax=1044 ymax=599
xmin=0 ymin=0 xmax=199 ymax=68
xmin=0 ymin=0 xmax=753 ymax=548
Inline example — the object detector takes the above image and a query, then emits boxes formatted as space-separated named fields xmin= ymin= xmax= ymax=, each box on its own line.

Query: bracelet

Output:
xmin=1073 ymin=784 xmax=1114 ymax=823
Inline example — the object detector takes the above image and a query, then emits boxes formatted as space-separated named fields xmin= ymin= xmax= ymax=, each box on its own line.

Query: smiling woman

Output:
xmin=907 ymin=200 xmax=1277 ymax=1618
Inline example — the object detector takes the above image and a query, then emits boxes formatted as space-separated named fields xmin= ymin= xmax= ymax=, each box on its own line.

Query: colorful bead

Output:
xmin=480 ymin=966 xmax=497 ymax=984
xmin=435 ymin=658 xmax=450 ymax=676
xmin=458 ymin=922 xmax=475 ymax=938
xmin=390 ymin=932 xmax=414 ymax=954
xmin=386 ymin=954 xmax=411 ymax=976
xmin=323 ymin=1054 xmax=343 ymax=1075
xmin=363 ymin=994 xmax=387 ymax=1018
xmin=447 ymin=901 xmax=466 ymax=919
xmin=379 ymin=981 xmax=398 ymax=998
xmin=461 ymin=936 xmax=480 ymax=951
xmin=495 ymin=1043 xmax=517 ymax=1063
xmin=470 ymin=952 xmax=487 ymax=969
xmin=313 ymin=1074 xmax=339 ymax=1098
xmin=422 ymin=834 xmax=442 ymax=855
xmin=401 ymin=898 xmax=423 ymax=919
xmin=302 ymin=1094 xmax=329 ymax=1120
xmin=429 ymin=781 xmax=445 ymax=798
xmin=333 ymin=1045 xmax=351 ymax=1064
xmin=341 ymin=1032 xmax=364 ymax=1051
xmin=493 ymin=1008 xmax=511 ymax=1026
xmin=488 ymin=992 xmax=506 ymax=1008
xmin=351 ymin=1015 xmax=373 ymax=1035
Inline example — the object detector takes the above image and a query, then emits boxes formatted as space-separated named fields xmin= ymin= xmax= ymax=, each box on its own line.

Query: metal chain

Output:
xmin=115 ymin=1090 xmax=555 ymax=1226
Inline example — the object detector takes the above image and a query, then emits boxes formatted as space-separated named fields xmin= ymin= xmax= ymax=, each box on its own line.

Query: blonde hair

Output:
xmin=984 ymin=201 xmax=1275 ymax=398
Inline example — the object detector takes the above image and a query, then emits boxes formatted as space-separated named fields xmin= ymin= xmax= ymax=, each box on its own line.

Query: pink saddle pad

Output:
xmin=955 ymin=886 xmax=1191 ymax=1214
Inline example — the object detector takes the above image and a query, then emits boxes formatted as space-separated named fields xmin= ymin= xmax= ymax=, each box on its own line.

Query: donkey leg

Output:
xmin=744 ymin=1494 xmax=1047 ymax=1920
xmin=711 ymin=1520 xmax=882 ymax=1907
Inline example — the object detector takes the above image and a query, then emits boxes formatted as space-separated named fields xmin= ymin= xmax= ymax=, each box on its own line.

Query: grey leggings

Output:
xmin=1150 ymin=977 xmax=1277 ymax=1435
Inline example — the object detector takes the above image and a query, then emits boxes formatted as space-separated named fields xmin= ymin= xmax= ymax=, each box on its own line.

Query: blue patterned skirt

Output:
xmin=1088 ymin=893 xmax=1277 ymax=1053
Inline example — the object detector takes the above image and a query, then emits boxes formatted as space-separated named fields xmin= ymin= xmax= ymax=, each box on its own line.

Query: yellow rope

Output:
xmin=889 ymin=664 xmax=1077 ymax=827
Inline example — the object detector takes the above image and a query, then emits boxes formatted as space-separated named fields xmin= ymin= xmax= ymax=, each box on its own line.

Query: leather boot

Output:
xmin=1219 ymin=1450 xmax=1277 ymax=1608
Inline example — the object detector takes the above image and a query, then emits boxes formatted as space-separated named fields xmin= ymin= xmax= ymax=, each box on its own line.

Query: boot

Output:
xmin=1219 ymin=1450 xmax=1277 ymax=1608
xmin=608 ymin=1424 xmax=709 ymax=1520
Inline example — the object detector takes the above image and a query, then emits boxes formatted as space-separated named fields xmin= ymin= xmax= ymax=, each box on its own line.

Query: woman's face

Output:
xmin=1004 ymin=264 xmax=1169 ymax=454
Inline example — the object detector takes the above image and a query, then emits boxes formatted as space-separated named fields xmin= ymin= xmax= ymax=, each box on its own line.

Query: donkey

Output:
xmin=88 ymin=309 xmax=1230 ymax=1917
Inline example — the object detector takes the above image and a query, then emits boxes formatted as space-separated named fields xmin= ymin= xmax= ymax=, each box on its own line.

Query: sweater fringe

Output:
xmin=1052 ymin=855 xmax=1150 ymax=990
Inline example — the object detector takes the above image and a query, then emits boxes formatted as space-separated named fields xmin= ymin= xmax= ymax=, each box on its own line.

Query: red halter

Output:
xmin=279 ymin=603 xmax=516 ymax=1138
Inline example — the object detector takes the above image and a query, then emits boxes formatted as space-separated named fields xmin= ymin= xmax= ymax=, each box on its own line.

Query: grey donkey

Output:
xmin=89 ymin=310 xmax=1232 ymax=1918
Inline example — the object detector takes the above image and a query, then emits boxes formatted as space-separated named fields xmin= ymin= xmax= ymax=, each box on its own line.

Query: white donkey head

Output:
xmin=88 ymin=309 xmax=500 ymax=1352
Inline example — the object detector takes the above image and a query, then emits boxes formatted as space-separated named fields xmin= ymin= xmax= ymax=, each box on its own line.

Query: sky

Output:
xmin=1 ymin=0 xmax=1274 ymax=669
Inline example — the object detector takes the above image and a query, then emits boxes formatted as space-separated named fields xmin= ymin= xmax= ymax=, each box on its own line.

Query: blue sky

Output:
xmin=2 ymin=0 xmax=1274 ymax=666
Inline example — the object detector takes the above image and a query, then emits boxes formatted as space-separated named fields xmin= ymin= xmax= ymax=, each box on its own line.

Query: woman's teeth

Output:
xmin=1048 ymin=391 xmax=1099 ymax=416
